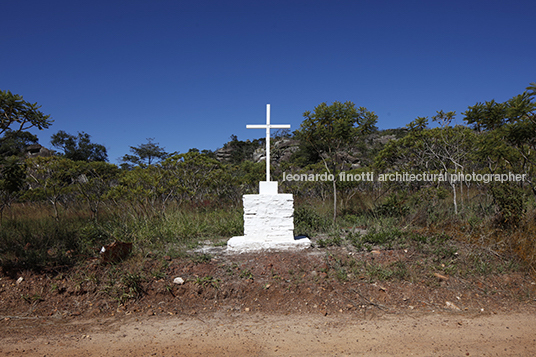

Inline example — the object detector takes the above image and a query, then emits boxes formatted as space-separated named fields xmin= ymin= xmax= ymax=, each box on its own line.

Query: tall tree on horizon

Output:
xmin=295 ymin=101 xmax=378 ymax=223
xmin=51 ymin=130 xmax=108 ymax=162
xmin=121 ymin=138 xmax=171 ymax=169
xmin=0 ymin=90 xmax=52 ymax=135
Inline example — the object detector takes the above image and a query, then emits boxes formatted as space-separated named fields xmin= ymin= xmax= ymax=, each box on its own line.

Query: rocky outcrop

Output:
xmin=215 ymin=146 xmax=234 ymax=162
xmin=272 ymin=138 xmax=299 ymax=163
xmin=25 ymin=144 xmax=55 ymax=158
xmin=252 ymin=147 xmax=265 ymax=162
xmin=214 ymin=132 xmax=400 ymax=166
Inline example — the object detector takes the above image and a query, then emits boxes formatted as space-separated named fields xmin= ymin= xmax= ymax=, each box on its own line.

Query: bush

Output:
xmin=294 ymin=206 xmax=329 ymax=236
xmin=375 ymin=193 xmax=409 ymax=217
xmin=490 ymin=183 xmax=525 ymax=228
xmin=0 ymin=216 xmax=85 ymax=271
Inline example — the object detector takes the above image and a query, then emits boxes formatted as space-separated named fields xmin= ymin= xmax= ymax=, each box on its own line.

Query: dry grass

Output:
xmin=2 ymin=187 xmax=535 ymax=277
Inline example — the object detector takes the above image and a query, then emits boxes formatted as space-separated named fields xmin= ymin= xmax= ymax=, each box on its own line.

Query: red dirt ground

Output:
xmin=1 ymin=247 xmax=536 ymax=356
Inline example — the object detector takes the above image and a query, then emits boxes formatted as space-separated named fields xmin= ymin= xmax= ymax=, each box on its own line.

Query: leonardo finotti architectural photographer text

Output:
xmin=282 ymin=171 xmax=527 ymax=184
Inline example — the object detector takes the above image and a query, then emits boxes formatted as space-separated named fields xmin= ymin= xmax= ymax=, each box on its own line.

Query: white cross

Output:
xmin=247 ymin=104 xmax=290 ymax=181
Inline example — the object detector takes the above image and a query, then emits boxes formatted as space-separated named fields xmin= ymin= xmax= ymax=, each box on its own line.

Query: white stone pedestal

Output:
xmin=227 ymin=182 xmax=311 ymax=253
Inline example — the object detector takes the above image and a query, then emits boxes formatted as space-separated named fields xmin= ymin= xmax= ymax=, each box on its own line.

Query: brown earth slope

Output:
xmin=1 ymin=246 xmax=536 ymax=356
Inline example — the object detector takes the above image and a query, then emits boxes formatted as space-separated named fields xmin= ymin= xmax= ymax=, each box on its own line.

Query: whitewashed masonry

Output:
xmin=227 ymin=182 xmax=311 ymax=253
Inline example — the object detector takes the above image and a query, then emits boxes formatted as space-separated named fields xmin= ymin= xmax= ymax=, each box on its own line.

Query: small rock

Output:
xmin=100 ymin=241 xmax=132 ymax=263
xmin=446 ymin=301 xmax=461 ymax=310
xmin=434 ymin=273 xmax=449 ymax=281
xmin=244 ymin=307 xmax=250 ymax=312
xmin=173 ymin=277 xmax=185 ymax=285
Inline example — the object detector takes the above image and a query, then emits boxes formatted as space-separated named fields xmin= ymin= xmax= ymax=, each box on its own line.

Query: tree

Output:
xmin=423 ymin=112 xmax=476 ymax=214
xmin=109 ymin=164 xmax=171 ymax=216
xmin=110 ymin=151 xmax=241 ymax=216
xmin=375 ymin=113 xmax=477 ymax=214
xmin=464 ymin=83 xmax=536 ymax=198
xmin=0 ymin=156 xmax=26 ymax=223
xmin=1 ymin=90 xmax=52 ymax=135
xmin=121 ymin=138 xmax=171 ymax=169
xmin=463 ymin=83 xmax=536 ymax=226
xmin=162 ymin=151 xmax=234 ymax=206
xmin=74 ymin=161 xmax=120 ymax=221
xmin=220 ymin=135 xmax=263 ymax=165
xmin=25 ymin=156 xmax=78 ymax=220
xmin=51 ymin=130 xmax=108 ymax=162
xmin=0 ymin=130 xmax=39 ymax=158
xmin=296 ymin=101 xmax=378 ymax=223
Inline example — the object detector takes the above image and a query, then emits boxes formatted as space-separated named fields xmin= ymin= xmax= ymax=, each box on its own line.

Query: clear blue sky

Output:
xmin=2 ymin=0 xmax=534 ymax=164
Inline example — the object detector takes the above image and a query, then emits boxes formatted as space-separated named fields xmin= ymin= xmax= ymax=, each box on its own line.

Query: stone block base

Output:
xmin=226 ymin=190 xmax=311 ymax=253
xmin=227 ymin=236 xmax=311 ymax=254
xmin=243 ymin=193 xmax=294 ymax=239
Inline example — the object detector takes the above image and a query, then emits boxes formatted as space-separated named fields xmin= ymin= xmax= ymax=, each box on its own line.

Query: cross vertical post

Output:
xmin=265 ymin=104 xmax=271 ymax=181
xmin=246 ymin=104 xmax=290 ymax=182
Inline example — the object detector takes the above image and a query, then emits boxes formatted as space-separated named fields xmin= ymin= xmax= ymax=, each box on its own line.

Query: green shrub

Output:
xmin=316 ymin=234 xmax=344 ymax=248
xmin=490 ymin=183 xmax=525 ymax=228
xmin=0 ymin=216 xmax=85 ymax=271
xmin=362 ymin=227 xmax=402 ymax=246
xmin=375 ymin=193 xmax=409 ymax=217
xmin=294 ymin=206 xmax=329 ymax=236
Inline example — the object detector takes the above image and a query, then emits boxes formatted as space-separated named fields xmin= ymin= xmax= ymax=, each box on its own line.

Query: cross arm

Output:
xmin=246 ymin=124 xmax=291 ymax=129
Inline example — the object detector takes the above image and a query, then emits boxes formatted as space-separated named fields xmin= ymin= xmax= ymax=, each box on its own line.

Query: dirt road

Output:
xmin=2 ymin=311 xmax=535 ymax=356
